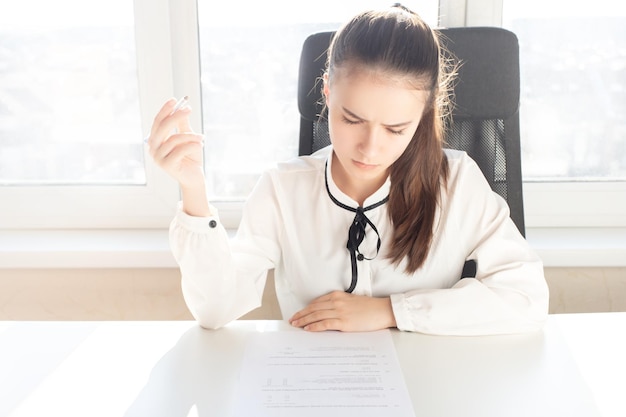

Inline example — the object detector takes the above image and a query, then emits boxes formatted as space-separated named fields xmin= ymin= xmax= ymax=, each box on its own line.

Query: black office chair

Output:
xmin=297 ymin=27 xmax=525 ymax=237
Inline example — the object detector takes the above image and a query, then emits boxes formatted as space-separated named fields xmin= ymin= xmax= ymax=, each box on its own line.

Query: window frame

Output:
xmin=0 ymin=0 xmax=624 ymax=233
xmin=0 ymin=0 xmax=201 ymax=230
xmin=441 ymin=0 xmax=626 ymax=229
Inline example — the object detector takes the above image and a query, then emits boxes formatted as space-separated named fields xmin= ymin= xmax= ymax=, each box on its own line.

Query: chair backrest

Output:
xmin=297 ymin=27 xmax=525 ymax=236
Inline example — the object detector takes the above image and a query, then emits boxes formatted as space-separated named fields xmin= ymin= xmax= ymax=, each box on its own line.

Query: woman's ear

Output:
xmin=322 ymin=72 xmax=330 ymax=105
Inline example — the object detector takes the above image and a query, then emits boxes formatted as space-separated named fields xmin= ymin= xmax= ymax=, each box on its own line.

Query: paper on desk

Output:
xmin=233 ymin=329 xmax=415 ymax=417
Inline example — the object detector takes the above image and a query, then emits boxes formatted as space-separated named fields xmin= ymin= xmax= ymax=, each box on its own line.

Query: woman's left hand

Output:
xmin=289 ymin=291 xmax=397 ymax=332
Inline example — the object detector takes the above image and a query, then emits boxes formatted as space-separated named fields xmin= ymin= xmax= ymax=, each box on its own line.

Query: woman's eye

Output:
xmin=388 ymin=128 xmax=405 ymax=136
xmin=342 ymin=116 xmax=360 ymax=125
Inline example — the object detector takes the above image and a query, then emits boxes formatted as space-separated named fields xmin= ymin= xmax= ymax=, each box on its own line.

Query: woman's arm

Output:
xmin=148 ymin=99 xmax=278 ymax=329
xmin=390 ymin=153 xmax=549 ymax=335
xmin=170 ymin=205 xmax=275 ymax=329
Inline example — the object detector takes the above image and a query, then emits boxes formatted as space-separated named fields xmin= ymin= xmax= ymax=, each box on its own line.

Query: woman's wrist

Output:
xmin=180 ymin=184 xmax=212 ymax=217
xmin=381 ymin=297 xmax=398 ymax=329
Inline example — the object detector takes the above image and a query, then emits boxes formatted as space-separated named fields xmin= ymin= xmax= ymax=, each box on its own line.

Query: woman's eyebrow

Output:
xmin=342 ymin=106 xmax=412 ymax=127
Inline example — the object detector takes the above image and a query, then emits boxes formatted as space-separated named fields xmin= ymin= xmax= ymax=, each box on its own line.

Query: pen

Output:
xmin=169 ymin=95 xmax=189 ymax=115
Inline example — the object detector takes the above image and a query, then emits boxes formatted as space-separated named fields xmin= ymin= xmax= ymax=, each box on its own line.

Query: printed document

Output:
xmin=233 ymin=329 xmax=414 ymax=417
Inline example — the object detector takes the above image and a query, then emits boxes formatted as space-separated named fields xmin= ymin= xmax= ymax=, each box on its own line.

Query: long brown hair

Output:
xmin=326 ymin=5 xmax=455 ymax=274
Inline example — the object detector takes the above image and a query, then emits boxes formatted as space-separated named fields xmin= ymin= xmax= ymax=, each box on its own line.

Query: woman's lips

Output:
xmin=353 ymin=160 xmax=378 ymax=170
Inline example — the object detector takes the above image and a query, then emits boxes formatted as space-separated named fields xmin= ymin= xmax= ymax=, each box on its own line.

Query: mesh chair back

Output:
xmin=297 ymin=27 xmax=525 ymax=236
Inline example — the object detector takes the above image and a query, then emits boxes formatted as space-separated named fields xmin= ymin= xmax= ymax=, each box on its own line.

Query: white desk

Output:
xmin=1 ymin=313 xmax=624 ymax=417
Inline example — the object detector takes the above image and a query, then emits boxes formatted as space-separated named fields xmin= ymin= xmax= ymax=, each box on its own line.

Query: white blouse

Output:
xmin=170 ymin=146 xmax=549 ymax=336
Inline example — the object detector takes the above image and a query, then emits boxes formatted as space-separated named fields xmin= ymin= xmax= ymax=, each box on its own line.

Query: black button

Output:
xmin=357 ymin=254 xmax=364 ymax=261
xmin=208 ymin=220 xmax=217 ymax=228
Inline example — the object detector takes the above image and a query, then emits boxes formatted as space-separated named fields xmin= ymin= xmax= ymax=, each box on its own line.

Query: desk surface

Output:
xmin=1 ymin=313 xmax=625 ymax=417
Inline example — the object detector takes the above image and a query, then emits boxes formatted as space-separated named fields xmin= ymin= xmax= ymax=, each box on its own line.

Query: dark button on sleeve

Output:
xmin=208 ymin=220 xmax=217 ymax=228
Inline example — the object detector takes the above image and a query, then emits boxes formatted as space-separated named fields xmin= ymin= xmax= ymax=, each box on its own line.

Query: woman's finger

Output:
xmin=290 ymin=292 xmax=395 ymax=332
xmin=158 ymin=141 xmax=204 ymax=173
xmin=151 ymin=133 xmax=203 ymax=163
xmin=289 ymin=299 xmax=338 ymax=325
xmin=148 ymin=98 xmax=177 ymax=139
xmin=149 ymin=107 xmax=192 ymax=148
xmin=147 ymin=98 xmax=194 ymax=147
xmin=161 ymin=143 xmax=200 ymax=171
xmin=176 ymin=105 xmax=193 ymax=133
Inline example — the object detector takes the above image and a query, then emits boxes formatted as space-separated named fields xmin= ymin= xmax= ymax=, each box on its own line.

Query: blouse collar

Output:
xmin=325 ymin=149 xmax=391 ymax=209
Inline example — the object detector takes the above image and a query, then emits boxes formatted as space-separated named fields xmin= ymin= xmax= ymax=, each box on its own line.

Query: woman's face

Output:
xmin=324 ymin=66 xmax=429 ymax=202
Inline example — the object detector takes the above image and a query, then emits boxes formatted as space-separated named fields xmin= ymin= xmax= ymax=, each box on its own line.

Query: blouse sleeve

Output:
xmin=390 ymin=153 xmax=550 ymax=336
xmin=169 ymin=172 xmax=282 ymax=329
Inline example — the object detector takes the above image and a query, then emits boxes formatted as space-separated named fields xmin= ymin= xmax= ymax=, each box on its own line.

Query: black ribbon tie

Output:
xmin=325 ymin=162 xmax=388 ymax=292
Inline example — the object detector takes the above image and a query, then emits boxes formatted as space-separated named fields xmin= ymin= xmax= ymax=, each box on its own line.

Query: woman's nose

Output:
xmin=358 ymin=128 xmax=380 ymax=157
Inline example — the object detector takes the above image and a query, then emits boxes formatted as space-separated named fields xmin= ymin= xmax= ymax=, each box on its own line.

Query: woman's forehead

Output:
xmin=328 ymin=68 xmax=429 ymax=121
xmin=329 ymin=64 xmax=430 ymax=91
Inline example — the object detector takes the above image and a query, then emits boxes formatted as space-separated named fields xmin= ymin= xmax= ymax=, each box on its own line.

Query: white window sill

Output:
xmin=0 ymin=229 xmax=177 ymax=269
xmin=0 ymin=227 xmax=625 ymax=269
xmin=525 ymin=227 xmax=626 ymax=268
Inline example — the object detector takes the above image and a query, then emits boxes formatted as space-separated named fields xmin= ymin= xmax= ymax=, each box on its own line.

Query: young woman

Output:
xmin=147 ymin=5 xmax=549 ymax=335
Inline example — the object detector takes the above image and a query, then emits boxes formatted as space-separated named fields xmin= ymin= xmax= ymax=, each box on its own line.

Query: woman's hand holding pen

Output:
xmin=147 ymin=97 xmax=211 ymax=217
xmin=146 ymin=97 xmax=204 ymax=189
xmin=289 ymin=291 xmax=397 ymax=332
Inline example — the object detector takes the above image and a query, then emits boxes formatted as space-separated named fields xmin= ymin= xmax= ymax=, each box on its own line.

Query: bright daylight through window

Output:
xmin=0 ymin=0 xmax=143 ymax=185
xmin=503 ymin=0 xmax=626 ymax=181
xmin=196 ymin=1 xmax=439 ymax=200
xmin=3 ymin=0 xmax=623 ymax=231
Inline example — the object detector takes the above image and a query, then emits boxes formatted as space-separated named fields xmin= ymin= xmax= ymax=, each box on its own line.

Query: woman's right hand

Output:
xmin=146 ymin=98 xmax=205 ymax=190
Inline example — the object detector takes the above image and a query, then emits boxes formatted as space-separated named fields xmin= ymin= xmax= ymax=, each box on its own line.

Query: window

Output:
xmin=196 ymin=1 xmax=439 ymax=201
xmin=0 ymin=1 xmax=143 ymax=185
xmin=2 ymin=0 xmax=624 ymax=233
xmin=454 ymin=0 xmax=626 ymax=228
xmin=501 ymin=0 xmax=626 ymax=227
xmin=502 ymin=0 xmax=626 ymax=181
xmin=0 ymin=0 xmax=180 ymax=229
xmin=0 ymin=0 xmax=438 ymax=230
